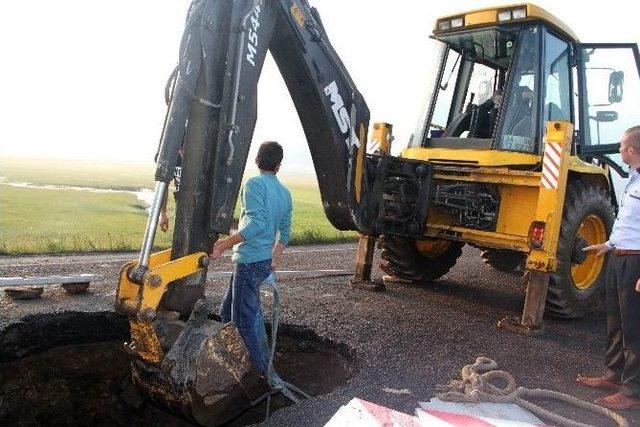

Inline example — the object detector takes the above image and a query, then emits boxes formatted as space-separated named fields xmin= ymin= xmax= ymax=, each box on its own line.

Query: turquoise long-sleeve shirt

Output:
xmin=232 ymin=172 xmax=292 ymax=263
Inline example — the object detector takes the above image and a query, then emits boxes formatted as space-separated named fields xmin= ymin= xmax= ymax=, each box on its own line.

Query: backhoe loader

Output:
xmin=115 ymin=0 xmax=640 ymax=424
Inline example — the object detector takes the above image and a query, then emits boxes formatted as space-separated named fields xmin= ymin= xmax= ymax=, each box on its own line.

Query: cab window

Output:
xmin=543 ymin=31 xmax=571 ymax=123
xmin=579 ymin=46 xmax=640 ymax=147
xmin=496 ymin=25 xmax=539 ymax=153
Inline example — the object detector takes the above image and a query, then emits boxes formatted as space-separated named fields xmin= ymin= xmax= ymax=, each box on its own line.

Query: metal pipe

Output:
xmin=225 ymin=5 xmax=255 ymax=166
xmin=137 ymin=181 xmax=168 ymax=270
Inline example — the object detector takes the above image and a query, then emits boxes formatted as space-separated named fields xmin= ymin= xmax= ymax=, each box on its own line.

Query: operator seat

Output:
xmin=470 ymin=92 xmax=501 ymax=138
xmin=442 ymin=91 xmax=500 ymax=139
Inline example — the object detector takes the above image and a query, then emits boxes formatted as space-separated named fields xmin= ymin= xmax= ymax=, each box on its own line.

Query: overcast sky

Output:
xmin=1 ymin=1 xmax=638 ymax=173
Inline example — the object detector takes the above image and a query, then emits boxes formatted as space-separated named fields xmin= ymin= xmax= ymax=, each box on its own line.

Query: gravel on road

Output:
xmin=0 ymin=244 xmax=635 ymax=426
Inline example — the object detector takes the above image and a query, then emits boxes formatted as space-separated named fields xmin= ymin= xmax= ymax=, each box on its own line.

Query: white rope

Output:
xmin=436 ymin=357 xmax=629 ymax=427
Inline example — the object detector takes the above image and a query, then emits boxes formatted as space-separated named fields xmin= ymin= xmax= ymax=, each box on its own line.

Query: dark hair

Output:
xmin=255 ymin=141 xmax=283 ymax=172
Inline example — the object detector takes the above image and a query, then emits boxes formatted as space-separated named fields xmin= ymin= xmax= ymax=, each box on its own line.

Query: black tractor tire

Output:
xmin=379 ymin=236 xmax=464 ymax=283
xmin=480 ymin=249 xmax=525 ymax=274
xmin=545 ymin=180 xmax=615 ymax=319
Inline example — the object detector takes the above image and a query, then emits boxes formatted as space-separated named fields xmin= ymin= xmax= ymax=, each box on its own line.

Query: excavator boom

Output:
xmin=158 ymin=0 xmax=370 ymax=237
xmin=146 ymin=0 xmax=374 ymax=316
xmin=147 ymin=0 xmax=431 ymax=314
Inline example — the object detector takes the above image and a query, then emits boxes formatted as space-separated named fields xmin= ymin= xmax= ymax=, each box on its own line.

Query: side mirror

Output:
xmin=608 ymin=71 xmax=624 ymax=103
xmin=594 ymin=110 xmax=619 ymax=122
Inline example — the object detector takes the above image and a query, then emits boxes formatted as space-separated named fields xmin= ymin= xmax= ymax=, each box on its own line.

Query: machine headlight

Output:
xmin=512 ymin=8 xmax=527 ymax=19
xmin=450 ymin=17 xmax=464 ymax=28
xmin=438 ymin=20 xmax=451 ymax=31
xmin=497 ymin=10 xmax=512 ymax=21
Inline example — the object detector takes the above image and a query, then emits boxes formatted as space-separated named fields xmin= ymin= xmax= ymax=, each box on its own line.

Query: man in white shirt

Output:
xmin=577 ymin=125 xmax=640 ymax=410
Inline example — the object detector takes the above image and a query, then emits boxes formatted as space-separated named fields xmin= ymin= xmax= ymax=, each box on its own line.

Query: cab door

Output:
xmin=576 ymin=43 xmax=640 ymax=201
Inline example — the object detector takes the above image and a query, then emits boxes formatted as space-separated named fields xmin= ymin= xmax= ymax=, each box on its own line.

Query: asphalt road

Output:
xmin=1 ymin=244 xmax=637 ymax=426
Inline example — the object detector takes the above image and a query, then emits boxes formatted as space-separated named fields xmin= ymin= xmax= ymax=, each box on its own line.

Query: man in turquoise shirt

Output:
xmin=210 ymin=141 xmax=292 ymax=374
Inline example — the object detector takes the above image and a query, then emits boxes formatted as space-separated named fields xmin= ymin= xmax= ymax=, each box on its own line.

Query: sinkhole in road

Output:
xmin=0 ymin=311 xmax=356 ymax=426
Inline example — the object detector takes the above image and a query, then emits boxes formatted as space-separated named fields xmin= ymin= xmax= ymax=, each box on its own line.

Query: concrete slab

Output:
xmin=418 ymin=399 xmax=544 ymax=426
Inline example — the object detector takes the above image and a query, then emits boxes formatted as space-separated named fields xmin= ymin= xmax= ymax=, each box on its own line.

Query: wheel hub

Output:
xmin=571 ymin=237 xmax=589 ymax=265
xmin=570 ymin=215 xmax=607 ymax=291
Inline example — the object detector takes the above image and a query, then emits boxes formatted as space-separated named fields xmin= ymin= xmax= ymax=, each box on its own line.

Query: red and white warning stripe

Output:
xmin=325 ymin=398 xmax=546 ymax=427
xmin=540 ymin=141 xmax=563 ymax=190
xmin=325 ymin=398 xmax=422 ymax=426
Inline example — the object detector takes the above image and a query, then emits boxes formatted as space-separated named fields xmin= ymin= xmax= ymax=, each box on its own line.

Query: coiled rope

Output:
xmin=436 ymin=357 xmax=628 ymax=427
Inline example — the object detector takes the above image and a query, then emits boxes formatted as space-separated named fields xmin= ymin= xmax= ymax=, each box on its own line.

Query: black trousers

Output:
xmin=605 ymin=254 xmax=640 ymax=397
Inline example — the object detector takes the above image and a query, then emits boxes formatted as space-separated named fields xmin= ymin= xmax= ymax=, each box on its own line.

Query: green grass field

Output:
xmin=0 ymin=157 xmax=355 ymax=254
xmin=1 ymin=157 xmax=156 ymax=191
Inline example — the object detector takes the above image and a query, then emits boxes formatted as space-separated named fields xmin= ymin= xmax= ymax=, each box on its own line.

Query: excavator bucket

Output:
xmin=130 ymin=300 xmax=270 ymax=426
xmin=115 ymin=251 xmax=270 ymax=424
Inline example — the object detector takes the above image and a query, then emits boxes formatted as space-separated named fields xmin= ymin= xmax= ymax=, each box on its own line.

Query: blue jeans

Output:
xmin=219 ymin=259 xmax=272 ymax=374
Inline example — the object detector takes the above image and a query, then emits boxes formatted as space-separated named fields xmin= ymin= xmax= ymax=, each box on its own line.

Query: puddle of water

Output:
xmin=1 ymin=181 xmax=155 ymax=210
xmin=134 ymin=188 xmax=154 ymax=208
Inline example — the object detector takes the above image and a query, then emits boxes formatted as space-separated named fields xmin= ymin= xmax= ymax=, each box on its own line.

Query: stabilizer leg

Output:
xmin=497 ymin=271 xmax=549 ymax=335
xmin=349 ymin=234 xmax=385 ymax=291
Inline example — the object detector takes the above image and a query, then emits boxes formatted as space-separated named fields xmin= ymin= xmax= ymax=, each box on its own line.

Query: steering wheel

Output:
xmin=442 ymin=104 xmax=479 ymax=137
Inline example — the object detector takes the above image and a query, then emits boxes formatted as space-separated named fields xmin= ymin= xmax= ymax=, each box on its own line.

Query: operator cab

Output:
xmin=411 ymin=3 xmax=639 ymax=166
